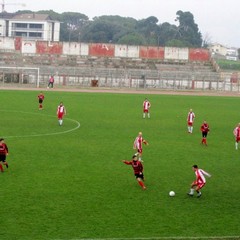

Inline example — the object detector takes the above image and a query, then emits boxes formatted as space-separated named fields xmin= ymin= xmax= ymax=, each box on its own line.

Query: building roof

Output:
xmin=0 ymin=12 xmax=15 ymax=19
xmin=11 ymin=13 xmax=52 ymax=21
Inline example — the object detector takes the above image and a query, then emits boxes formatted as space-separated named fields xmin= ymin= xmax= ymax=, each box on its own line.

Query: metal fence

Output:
xmin=0 ymin=66 xmax=239 ymax=92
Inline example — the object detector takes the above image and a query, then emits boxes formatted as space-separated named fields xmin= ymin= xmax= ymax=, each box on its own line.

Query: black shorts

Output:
xmin=135 ymin=173 xmax=144 ymax=180
xmin=39 ymin=99 xmax=43 ymax=104
xmin=202 ymin=132 xmax=208 ymax=138
xmin=0 ymin=155 xmax=6 ymax=162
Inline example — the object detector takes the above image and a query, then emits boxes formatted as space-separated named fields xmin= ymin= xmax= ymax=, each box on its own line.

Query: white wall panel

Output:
xmin=164 ymin=47 xmax=189 ymax=60
xmin=0 ymin=37 xmax=15 ymax=50
xmin=115 ymin=44 xmax=128 ymax=57
xmin=126 ymin=45 xmax=139 ymax=58
xmin=80 ymin=43 xmax=89 ymax=56
xmin=22 ymin=40 xmax=36 ymax=54
xmin=63 ymin=42 xmax=81 ymax=55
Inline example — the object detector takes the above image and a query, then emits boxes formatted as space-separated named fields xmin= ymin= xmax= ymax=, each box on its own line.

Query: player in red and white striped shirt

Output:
xmin=188 ymin=165 xmax=211 ymax=198
xmin=233 ymin=123 xmax=240 ymax=150
xmin=57 ymin=102 xmax=67 ymax=126
xmin=143 ymin=98 xmax=151 ymax=119
xmin=187 ymin=109 xmax=195 ymax=133
xmin=133 ymin=132 xmax=148 ymax=162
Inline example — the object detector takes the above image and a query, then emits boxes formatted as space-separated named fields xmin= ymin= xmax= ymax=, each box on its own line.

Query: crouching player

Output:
xmin=188 ymin=164 xmax=211 ymax=198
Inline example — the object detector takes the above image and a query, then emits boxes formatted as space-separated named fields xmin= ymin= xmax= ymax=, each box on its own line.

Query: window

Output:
xmin=29 ymin=32 xmax=42 ymax=38
xmin=13 ymin=31 xmax=27 ymax=37
xmin=29 ymin=24 xmax=43 ymax=29
xmin=14 ymin=23 xmax=28 ymax=28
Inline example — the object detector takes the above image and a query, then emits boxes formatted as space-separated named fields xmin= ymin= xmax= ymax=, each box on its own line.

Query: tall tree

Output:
xmin=80 ymin=15 xmax=137 ymax=44
xmin=80 ymin=20 xmax=116 ymax=43
xmin=60 ymin=12 xmax=89 ymax=42
xmin=158 ymin=22 xmax=178 ymax=46
xmin=174 ymin=10 xmax=202 ymax=47
xmin=136 ymin=16 xmax=160 ymax=45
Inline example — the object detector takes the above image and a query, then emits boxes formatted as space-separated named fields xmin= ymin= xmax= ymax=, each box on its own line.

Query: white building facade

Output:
xmin=209 ymin=43 xmax=239 ymax=61
xmin=0 ymin=13 xmax=60 ymax=41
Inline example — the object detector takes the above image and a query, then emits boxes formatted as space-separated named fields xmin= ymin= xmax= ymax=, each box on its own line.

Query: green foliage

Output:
xmin=136 ymin=16 xmax=159 ymax=37
xmin=80 ymin=15 xmax=138 ymax=44
xmin=58 ymin=12 xmax=89 ymax=42
xmin=174 ymin=11 xmax=202 ymax=47
xmin=80 ymin=20 xmax=119 ymax=43
xmin=14 ymin=9 xmax=202 ymax=47
xmin=2 ymin=90 xmax=239 ymax=240
xmin=81 ymin=12 xmax=202 ymax=47
xmin=217 ymin=59 xmax=240 ymax=70
xmin=117 ymin=32 xmax=146 ymax=45
xmin=166 ymin=39 xmax=188 ymax=47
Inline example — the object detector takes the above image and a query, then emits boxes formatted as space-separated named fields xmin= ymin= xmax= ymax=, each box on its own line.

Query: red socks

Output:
xmin=0 ymin=164 xmax=3 ymax=172
xmin=138 ymin=181 xmax=146 ymax=189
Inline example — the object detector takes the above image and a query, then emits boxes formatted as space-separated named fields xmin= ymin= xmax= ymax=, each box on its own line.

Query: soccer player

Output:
xmin=122 ymin=155 xmax=146 ymax=190
xmin=188 ymin=164 xmax=211 ymax=198
xmin=133 ymin=132 xmax=148 ymax=162
xmin=47 ymin=75 xmax=54 ymax=88
xmin=37 ymin=92 xmax=45 ymax=110
xmin=57 ymin=102 xmax=66 ymax=126
xmin=233 ymin=123 xmax=240 ymax=150
xmin=0 ymin=138 xmax=9 ymax=172
xmin=200 ymin=120 xmax=210 ymax=146
xmin=143 ymin=98 xmax=151 ymax=119
xmin=187 ymin=109 xmax=195 ymax=133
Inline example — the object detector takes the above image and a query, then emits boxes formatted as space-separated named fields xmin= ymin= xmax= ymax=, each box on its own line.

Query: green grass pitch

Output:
xmin=0 ymin=89 xmax=240 ymax=240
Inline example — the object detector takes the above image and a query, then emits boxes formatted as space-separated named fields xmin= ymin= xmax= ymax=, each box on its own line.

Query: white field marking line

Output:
xmin=52 ymin=236 xmax=240 ymax=240
xmin=0 ymin=110 xmax=80 ymax=138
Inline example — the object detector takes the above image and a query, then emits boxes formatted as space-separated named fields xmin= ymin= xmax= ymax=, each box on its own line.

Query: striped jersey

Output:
xmin=187 ymin=111 xmax=195 ymax=123
xmin=143 ymin=100 xmax=151 ymax=111
xmin=57 ymin=105 xmax=65 ymax=113
xmin=195 ymin=169 xmax=211 ymax=184
xmin=233 ymin=127 xmax=240 ymax=138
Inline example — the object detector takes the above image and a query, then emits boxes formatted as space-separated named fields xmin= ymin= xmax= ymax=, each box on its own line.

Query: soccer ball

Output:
xmin=169 ymin=191 xmax=175 ymax=197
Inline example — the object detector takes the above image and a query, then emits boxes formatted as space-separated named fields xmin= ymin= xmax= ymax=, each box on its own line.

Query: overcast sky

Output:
xmin=5 ymin=0 xmax=240 ymax=48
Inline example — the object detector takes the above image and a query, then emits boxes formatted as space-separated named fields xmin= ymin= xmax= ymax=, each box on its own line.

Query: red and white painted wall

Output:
xmin=0 ymin=37 xmax=210 ymax=62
